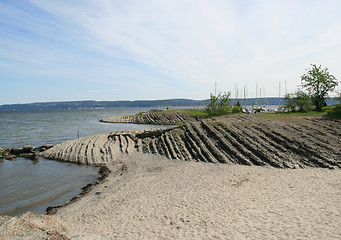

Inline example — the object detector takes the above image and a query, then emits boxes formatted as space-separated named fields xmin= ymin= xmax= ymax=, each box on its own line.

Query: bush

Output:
xmin=283 ymin=91 xmax=313 ymax=112
xmin=205 ymin=92 xmax=232 ymax=116
xmin=232 ymin=101 xmax=243 ymax=113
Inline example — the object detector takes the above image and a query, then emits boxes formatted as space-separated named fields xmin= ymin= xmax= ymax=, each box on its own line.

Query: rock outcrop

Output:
xmin=42 ymin=128 xmax=170 ymax=165
xmin=43 ymin=114 xmax=341 ymax=169
xmin=1 ymin=144 xmax=54 ymax=160
xmin=100 ymin=109 xmax=189 ymax=125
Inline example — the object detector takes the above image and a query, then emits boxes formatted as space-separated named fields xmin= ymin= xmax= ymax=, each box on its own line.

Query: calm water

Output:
xmin=0 ymin=107 xmax=162 ymax=216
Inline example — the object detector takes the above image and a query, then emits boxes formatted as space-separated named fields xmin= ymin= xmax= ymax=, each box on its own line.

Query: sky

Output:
xmin=0 ymin=0 xmax=340 ymax=105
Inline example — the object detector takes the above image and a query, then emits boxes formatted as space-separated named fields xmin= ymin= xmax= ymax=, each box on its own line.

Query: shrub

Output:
xmin=205 ymin=92 xmax=232 ymax=116
xmin=232 ymin=101 xmax=243 ymax=113
xmin=283 ymin=91 xmax=313 ymax=112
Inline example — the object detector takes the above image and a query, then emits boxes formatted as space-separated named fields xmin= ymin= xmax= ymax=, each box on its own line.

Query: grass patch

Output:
xmin=258 ymin=104 xmax=341 ymax=120
xmin=180 ymin=109 xmax=209 ymax=118
xmin=324 ymin=104 xmax=341 ymax=119
xmin=178 ymin=109 xmax=245 ymax=118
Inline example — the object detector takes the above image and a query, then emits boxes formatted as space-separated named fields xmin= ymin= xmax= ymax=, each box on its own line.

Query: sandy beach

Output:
xmin=1 ymin=113 xmax=340 ymax=239
xmin=1 ymin=152 xmax=340 ymax=239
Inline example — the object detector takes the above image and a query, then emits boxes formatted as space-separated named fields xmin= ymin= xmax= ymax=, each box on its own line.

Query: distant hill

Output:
xmin=0 ymin=99 xmax=206 ymax=111
xmin=0 ymin=97 xmax=337 ymax=111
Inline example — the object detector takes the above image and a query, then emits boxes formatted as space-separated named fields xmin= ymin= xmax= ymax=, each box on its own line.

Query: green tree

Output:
xmin=283 ymin=91 xmax=313 ymax=112
xmin=301 ymin=64 xmax=339 ymax=111
xmin=205 ymin=92 xmax=232 ymax=116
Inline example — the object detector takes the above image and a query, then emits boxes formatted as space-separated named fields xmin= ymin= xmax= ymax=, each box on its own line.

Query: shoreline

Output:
xmin=45 ymin=165 xmax=111 ymax=215
xmin=3 ymin=154 xmax=339 ymax=239
xmin=1 ymin=112 xmax=340 ymax=239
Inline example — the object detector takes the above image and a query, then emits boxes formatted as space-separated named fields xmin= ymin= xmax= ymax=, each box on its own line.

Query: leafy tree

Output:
xmin=205 ymin=92 xmax=232 ymax=116
xmin=301 ymin=64 xmax=339 ymax=111
xmin=283 ymin=91 xmax=313 ymax=112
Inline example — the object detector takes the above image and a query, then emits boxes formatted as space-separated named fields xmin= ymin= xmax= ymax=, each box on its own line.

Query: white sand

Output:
xmin=1 ymin=152 xmax=340 ymax=239
xmin=54 ymin=153 xmax=341 ymax=239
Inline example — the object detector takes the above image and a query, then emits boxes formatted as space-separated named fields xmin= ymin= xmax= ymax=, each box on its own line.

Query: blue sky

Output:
xmin=1 ymin=0 xmax=340 ymax=104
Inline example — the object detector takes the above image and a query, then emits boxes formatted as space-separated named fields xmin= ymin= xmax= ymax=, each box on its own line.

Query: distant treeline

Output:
xmin=0 ymin=98 xmax=337 ymax=111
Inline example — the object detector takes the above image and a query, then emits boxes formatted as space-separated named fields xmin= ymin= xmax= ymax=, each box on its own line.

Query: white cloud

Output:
xmin=1 ymin=0 xmax=341 ymax=104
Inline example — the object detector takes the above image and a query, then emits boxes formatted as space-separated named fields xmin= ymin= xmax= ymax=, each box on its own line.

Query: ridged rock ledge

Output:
xmin=100 ymin=109 xmax=190 ymax=125
xmin=43 ymin=114 xmax=341 ymax=169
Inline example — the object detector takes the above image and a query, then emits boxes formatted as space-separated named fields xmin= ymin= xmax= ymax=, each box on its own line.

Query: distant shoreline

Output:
xmin=0 ymin=97 xmax=288 ymax=111
xmin=0 ymin=97 xmax=338 ymax=111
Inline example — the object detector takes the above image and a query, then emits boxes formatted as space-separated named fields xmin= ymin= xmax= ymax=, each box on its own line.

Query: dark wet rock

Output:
xmin=11 ymin=148 xmax=23 ymax=155
xmin=6 ymin=144 xmax=52 ymax=160
xmin=46 ymin=206 xmax=59 ymax=215
xmin=2 ymin=148 xmax=10 ymax=156
xmin=97 ymin=166 xmax=111 ymax=181
xmin=5 ymin=155 xmax=14 ymax=160
xmin=43 ymin=144 xmax=54 ymax=149
xmin=34 ymin=152 xmax=40 ymax=159
xmin=23 ymin=145 xmax=34 ymax=153
xmin=35 ymin=146 xmax=46 ymax=152
xmin=34 ymin=144 xmax=54 ymax=152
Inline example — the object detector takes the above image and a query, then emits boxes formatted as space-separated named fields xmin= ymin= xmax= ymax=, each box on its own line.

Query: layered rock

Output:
xmin=100 ymin=109 xmax=189 ymax=125
xmin=42 ymin=128 xmax=172 ymax=165
xmin=43 ymin=114 xmax=341 ymax=169
xmin=0 ymin=144 xmax=53 ymax=160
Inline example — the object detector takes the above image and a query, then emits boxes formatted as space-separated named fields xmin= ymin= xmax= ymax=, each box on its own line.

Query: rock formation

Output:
xmin=1 ymin=144 xmax=54 ymax=160
xmin=43 ymin=113 xmax=341 ymax=169
xmin=100 ymin=109 xmax=189 ymax=125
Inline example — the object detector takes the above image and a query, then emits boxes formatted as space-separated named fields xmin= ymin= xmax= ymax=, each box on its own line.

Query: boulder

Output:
xmin=23 ymin=145 xmax=34 ymax=153
xmin=34 ymin=144 xmax=53 ymax=152
xmin=33 ymin=152 xmax=40 ymax=161
xmin=37 ymin=147 xmax=46 ymax=152
xmin=3 ymin=148 xmax=10 ymax=156
xmin=5 ymin=155 xmax=14 ymax=160
xmin=43 ymin=144 xmax=54 ymax=149
xmin=11 ymin=148 xmax=23 ymax=155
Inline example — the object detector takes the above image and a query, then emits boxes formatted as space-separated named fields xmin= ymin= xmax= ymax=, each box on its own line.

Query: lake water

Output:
xmin=0 ymin=107 xmax=164 ymax=216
